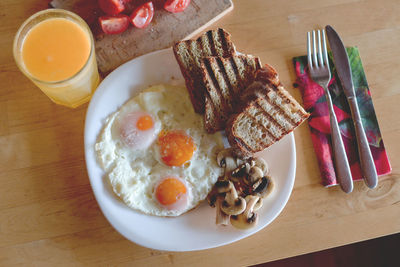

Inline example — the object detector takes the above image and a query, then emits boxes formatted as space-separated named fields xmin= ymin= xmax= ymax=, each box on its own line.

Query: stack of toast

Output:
xmin=173 ymin=29 xmax=309 ymax=155
xmin=173 ymin=28 xmax=236 ymax=114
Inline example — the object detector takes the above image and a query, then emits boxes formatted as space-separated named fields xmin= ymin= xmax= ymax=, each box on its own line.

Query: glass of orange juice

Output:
xmin=13 ymin=9 xmax=100 ymax=108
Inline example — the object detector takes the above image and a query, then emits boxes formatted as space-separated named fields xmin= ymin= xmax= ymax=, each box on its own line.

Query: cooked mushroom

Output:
xmin=236 ymin=157 xmax=245 ymax=167
xmin=251 ymin=157 xmax=269 ymax=175
xmin=253 ymin=176 xmax=274 ymax=198
xmin=215 ymin=196 xmax=230 ymax=225
xmin=255 ymin=196 xmax=263 ymax=211
xmin=230 ymin=195 xmax=260 ymax=229
xmin=246 ymin=195 xmax=263 ymax=211
xmin=245 ymin=166 xmax=263 ymax=185
xmin=217 ymin=148 xmax=237 ymax=172
xmin=215 ymin=180 xmax=231 ymax=193
xmin=230 ymin=162 xmax=250 ymax=182
xmin=216 ymin=181 xmax=246 ymax=215
xmin=251 ymin=176 xmax=263 ymax=191
xmin=207 ymin=186 xmax=218 ymax=207
xmin=225 ymin=157 xmax=237 ymax=173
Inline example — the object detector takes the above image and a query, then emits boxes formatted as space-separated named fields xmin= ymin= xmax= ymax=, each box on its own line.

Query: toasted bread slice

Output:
xmin=173 ymin=28 xmax=236 ymax=113
xmin=201 ymin=54 xmax=262 ymax=133
xmin=226 ymin=67 xmax=309 ymax=155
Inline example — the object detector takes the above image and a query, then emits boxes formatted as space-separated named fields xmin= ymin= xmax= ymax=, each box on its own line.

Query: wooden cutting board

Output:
xmin=49 ymin=0 xmax=233 ymax=75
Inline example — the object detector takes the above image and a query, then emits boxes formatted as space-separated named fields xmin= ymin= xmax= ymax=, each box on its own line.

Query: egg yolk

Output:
xmin=158 ymin=131 xmax=196 ymax=166
xmin=136 ymin=115 xmax=153 ymax=131
xmin=155 ymin=177 xmax=187 ymax=206
xmin=119 ymin=111 xmax=157 ymax=150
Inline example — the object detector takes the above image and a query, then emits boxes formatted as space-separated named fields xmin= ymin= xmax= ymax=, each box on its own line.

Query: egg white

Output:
xmin=95 ymin=84 xmax=224 ymax=217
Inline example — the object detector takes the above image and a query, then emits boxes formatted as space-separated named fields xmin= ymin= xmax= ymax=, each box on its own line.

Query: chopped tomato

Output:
xmin=99 ymin=15 xmax=130 ymax=34
xmin=164 ymin=0 xmax=190 ymax=13
xmin=98 ymin=0 xmax=125 ymax=15
xmin=130 ymin=2 xmax=154 ymax=29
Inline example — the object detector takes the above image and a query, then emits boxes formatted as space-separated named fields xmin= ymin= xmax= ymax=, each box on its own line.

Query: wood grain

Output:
xmin=1 ymin=0 xmax=400 ymax=266
xmin=50 ymin=0 xmax=233 ymax=74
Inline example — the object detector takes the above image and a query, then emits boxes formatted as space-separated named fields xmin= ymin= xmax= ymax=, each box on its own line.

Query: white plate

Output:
xmin=84 ymin=48 xmax=296 ymax=251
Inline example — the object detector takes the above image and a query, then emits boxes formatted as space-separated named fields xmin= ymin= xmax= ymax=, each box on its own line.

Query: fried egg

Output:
xmin=95 ymin=84 xmax=224 ymax=216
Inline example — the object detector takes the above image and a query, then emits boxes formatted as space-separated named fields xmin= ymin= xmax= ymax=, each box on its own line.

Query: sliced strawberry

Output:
xmin=98 ymin=0 xmax=125 ymax=15
xmin=99 ymin=15 xmax=130 ymax=34
xmin=164 ymin=0 xmax=190 ymax=13
xmin=130 ymin=2 xmax=154 ymax=29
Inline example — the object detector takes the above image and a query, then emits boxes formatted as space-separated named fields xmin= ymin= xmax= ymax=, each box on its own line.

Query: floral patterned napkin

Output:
xmin=293 ymin=47 xmax=391 ymax=187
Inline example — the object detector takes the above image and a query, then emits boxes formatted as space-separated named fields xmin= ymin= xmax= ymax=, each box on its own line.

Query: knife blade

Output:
xmin=325 ymin=25 xmax=378 ymax=189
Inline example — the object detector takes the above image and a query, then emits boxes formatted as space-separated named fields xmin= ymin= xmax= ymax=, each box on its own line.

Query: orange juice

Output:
xmin=22 ymin=18 xmax=91 ymax=82
xmin=14 ymin=9 xmax=100 ymax=108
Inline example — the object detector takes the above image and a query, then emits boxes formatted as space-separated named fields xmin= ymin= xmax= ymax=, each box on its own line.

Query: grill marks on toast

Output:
xmin=252 ymin=101 xmax=285 ymax=139
xmin=202 ymin=59 xmax=228 ymax=131
xmin=174 ymin=29 xmax=309 ymax=155
xmin=207 ymin=30 xmax=217 ymax=55
xmin=203 ymin=58 xmax=232 ymax=112
xmin=228 ymin=57 xmax=241 ymax=94
xmin=173 ymin=29 xmax=236 ymax=113
xmin=205 ymin=96 xmax=220 ymax=133
xmin=216 ymin=57 xmax=235 ymax=103
xmin=227 ymin=80 xmax=309 ymax=154
xmin=201 ymin=54 xmax=262 ymax=133
xmin=218 ymin=28 xmax=230 ymax=54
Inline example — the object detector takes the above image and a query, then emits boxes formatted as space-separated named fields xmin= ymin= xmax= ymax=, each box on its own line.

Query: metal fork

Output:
xmin=307 ymin=29 xmax=354 ymax=193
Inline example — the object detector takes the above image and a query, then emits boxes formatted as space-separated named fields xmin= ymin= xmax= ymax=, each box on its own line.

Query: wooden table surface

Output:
xmin=1 ymin=0 xmax=399 ymax=266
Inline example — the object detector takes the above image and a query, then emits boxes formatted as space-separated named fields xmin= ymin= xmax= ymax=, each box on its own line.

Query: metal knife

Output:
xmin=325 ymin=25 xmax=378 ymax=189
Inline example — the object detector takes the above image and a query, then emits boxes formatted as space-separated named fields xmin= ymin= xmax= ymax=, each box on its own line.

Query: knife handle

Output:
xmin=347 ymin=96 xmax=378 ymax=189
xmin=325 ymin=88 xmax=354 ymax=193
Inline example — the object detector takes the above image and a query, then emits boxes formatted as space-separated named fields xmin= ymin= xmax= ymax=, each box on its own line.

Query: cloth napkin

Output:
xmin=292 ymin=47 xmax=391 ymax=187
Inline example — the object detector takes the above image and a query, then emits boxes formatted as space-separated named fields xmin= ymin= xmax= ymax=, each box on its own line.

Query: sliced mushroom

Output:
xmin=207 ymin=194 xmax=217 ymax=207
xmin=254 ymin=198 xmax=263 ymax=211
xmin=251 ymin=177 xmax=263 ymax=191
xmin=215 ymin=196 xmax=230 ymax=226
xmin=207 ymin=188 xmax=218 ymax=207
xmin=215 ymin=180 xmax=231 ymax=193
xmin=253 ymin=176 xmax=274 ymax=198
xmin=230 ymin=162 xmax=250 ymax=181
xmin=226 ymin=157 xmax=238 ymax=173
xmin=245 ymin=166 xmax=263 ymax=185
xmin=230 ymin=195 xmax=260 ymax=229
xmin=217 ymin=148 xmax=237 ymax=172
xmin=251 ymin=157 xmax=269 ymax=175
xmin=246 ymin=195 xmax=263 ymax=211
xmin=216 ymin=149 xmax=229 ymax=167
xmin=236 ymin=157 xmax=245 ymax=167
xmin=216 ymin=181 xmax=246 ymax=215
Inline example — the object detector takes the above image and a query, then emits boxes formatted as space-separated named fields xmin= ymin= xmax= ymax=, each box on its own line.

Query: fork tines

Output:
xmin=307 ymin=29 xmax=330 ymax=70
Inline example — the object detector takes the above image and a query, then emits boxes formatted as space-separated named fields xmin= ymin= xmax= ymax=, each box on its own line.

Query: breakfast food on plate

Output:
xmin=226 ymin=67 xmax=310 ymax=155
xmin=207 ymin=148 xmax=273 ymax=229
xmin=95 ymin=84 xmax=224 ymax=216
xmin=173 ymin=28 xmax=237 ymax=113
xmin=201 ymin=54 xmax=262 ymax=133
xmin=171 ymin=28 xmax=308 ymax=228
xmin=93 ymin=27 xmax=307 ymax=228
xmin=173 ymin=28 xmax=308 ymax=152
